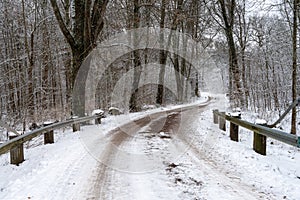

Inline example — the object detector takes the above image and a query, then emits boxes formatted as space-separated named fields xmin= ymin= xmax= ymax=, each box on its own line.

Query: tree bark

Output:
xmin=156 ymin=0 xmax=167 ymax=105
xmin=291 ymin=0 xmax=298 ymax=134
xmin=129 ymin=0 xmax=141 ymax=112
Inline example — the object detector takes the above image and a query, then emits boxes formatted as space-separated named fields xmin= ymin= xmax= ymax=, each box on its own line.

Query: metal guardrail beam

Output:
xmin=214 ymin=110 xmax=300 ymax=148
xmin=0 ymin=115 xmax=101 ymax=155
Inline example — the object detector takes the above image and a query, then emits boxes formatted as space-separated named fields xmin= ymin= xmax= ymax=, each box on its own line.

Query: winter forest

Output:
xmin=0 ymin=0 xmax=299 ymax=134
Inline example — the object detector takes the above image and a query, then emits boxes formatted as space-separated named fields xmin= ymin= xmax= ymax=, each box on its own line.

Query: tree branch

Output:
xmin=91 ymin=0 xmax=109 ymax=44
xmin=50 ymin=0 xmax=76 ymax=50
xmin=84 ymin=0 xmax=92 ymax=49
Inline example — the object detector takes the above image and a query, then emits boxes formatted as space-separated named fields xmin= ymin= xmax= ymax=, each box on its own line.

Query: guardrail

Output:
xmin=0 ymin=114 xmax=103 ymax=165
xmin=213 ymin=110 xmax=300 ymax=155
xmin=0 ymin=99 xmax=211 ymax=166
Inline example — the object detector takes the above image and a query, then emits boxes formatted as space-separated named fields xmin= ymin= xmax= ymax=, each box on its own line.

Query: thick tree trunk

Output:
xmin=195 ymin=72 xmax=200 ymax=97
xmin=156 ymin=51 xmax=167 ymax=105
xmin=181 ymin=29 xmax=188 ymax=101
xmin=129 ymin=0 xmax=141 ymax=112
xmin=129 ymin=51 xmax=142 ymax=112
xmin=218 ymin=0 xmax=243 ymax=107
xmin=236 ymin=0 xmax=248 ymax=108
xmin=173 ymin=0 xmax=184 ymax=103
xmin=291 ymin=0 xmax=298 ymax=134
xmin=156 ymin=0 xmax=167 ymax=105
xmin=174 ymin=54 xmax=183 ymax=102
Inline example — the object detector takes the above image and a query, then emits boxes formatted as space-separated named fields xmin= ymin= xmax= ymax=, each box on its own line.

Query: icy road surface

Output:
xmin=0 ymin=95 xmax=299 ymax=199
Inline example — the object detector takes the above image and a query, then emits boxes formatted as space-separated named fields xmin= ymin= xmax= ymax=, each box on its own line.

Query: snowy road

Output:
xmin=1 ymin=95 xmax=299 ymax=199
xmin=79 ymin=100 xmax=272 ymax=200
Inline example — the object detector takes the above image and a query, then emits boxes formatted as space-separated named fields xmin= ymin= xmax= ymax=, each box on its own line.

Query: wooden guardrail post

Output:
xmin=93 ymin=110 xmax=104 ymax=125
xmin=230 ymin=113 xmax=241 ymax=142
xmin=43 ymin=122 xmax=54 ymax=144
xmin=73 ymin=123 xmax=80 ymax=132
xmin=213 ymin=109 xmax=219 ymax=124
xmin=95 ymin=116 xmax=101 ymax=125
xmin=253 ymin=120 xmax=267 ymax=155
xmin=219 ymin=112 xmax=226 ymax=131
xmin=9 ymin=135 xmax=24 ymax=165
xmin=72 ymin=116 xmax=80 ymax=132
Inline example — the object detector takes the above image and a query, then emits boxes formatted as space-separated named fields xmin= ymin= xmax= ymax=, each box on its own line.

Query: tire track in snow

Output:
xmin=86 ymin=116 xmax=153 ymax=199
xmin=86 ymin=106 xmax=197 ymax=199
xmin=85 ymin=99 xmax=272 ymax=199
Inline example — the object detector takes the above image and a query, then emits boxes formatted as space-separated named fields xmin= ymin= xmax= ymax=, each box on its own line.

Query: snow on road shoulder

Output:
xmin=0 ymin=129 xmax=98 ymax=199
xmin=188 ymin=108 xmax=300 ymax=200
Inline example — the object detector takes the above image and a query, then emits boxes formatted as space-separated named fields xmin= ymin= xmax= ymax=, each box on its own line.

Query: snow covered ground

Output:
xmin=0 ymin=94 xmax=299 ymax=200
xmin=181 ymin=105 xmax=300 ymax=200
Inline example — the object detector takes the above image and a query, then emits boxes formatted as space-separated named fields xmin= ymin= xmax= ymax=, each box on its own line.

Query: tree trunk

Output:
xmin=291 ymin=0 xmax=298 ymax=134
xmin=21 ymin=0 xmax=35 ymax=120
xmin=174 ymin=53 xmax=183 ymax=102
xmin=156 ymin=0 xmax=167 ymax=105
xmin=237 ymin=0 xmax=248 ymax=108
xmin=129 ymin=0 xmax=141 ymax=112
xmin=218 ymin=0 xmax=243 ymax=107
xmin=195 ymin=72 xmax=200 ymax=97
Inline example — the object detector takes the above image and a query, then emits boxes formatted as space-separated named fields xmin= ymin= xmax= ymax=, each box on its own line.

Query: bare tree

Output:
xmin=50 ymin=0 xmax=109 ymax=90
xmin=49 ymin=0 xmax=109 ymax=116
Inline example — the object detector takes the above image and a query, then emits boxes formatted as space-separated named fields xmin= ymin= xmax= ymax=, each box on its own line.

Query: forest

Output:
xmin=0 ymin=0 xmax=299 ymax=134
